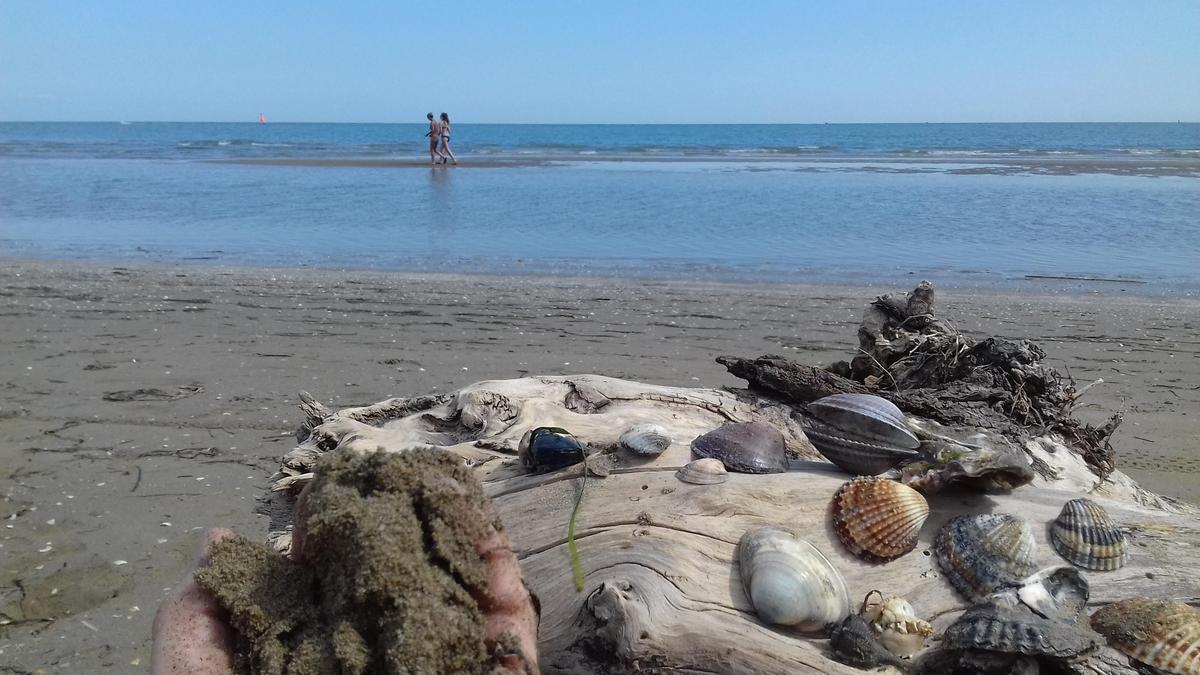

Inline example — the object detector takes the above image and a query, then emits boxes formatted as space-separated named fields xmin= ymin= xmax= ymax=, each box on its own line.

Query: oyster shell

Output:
xmin=804 ymin=394 xmax=920 ymax=476
xmin=941 ymin=601 xmax=1102 ymax=659
xmin=830 ymin=478 xmax=929 ymax=562
xmin=737 ymin=525 xmax=850 ymax=632
xmin=860 ymin=591 xmax=933 ymax=658
xmin=675 ymin=457 xmax=729 ymax=485
xmin=901 ymin=419 xmax=1034 ymax=494
xmin=1091 ymin=597 xmax=1200 ymax=675
xmin=618 ymin=423 xmax=671 ymax=457
xmin=1051 ymin=498 xmax=1129 ymax=571
xmin=1015 ymin=566 xmax=1089 ymax=623
xmin=518 ymin=426 xmax=586 ymax=470
xmin=830 ymin=614 xmax=904 ymax=670
xmin=936 ymin=513 xmax=1039 ymax=602
xmin=691 ymin=421 xmax=787 ymax=474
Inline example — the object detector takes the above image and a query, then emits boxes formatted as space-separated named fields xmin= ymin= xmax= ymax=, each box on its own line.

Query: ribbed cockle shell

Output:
xmin=805 ymin=394 xmax=920 ymax=476
xmin=831 ymin=478 xmax=929 ymax=562
xmin=1091 ymin=598 xmax=1200 ymax=675
xmin=691 ymin=421 xmax=788 ymax=474
xmin=935 ymin=513 xmax=1039 ymax=602
xmin=737 ymin=526 xmax=850 ymax=632
xmin=1051 ymin=498 xmax=1128 ymax=571
xmin=942 ymin=601 xmax=1101 ymax=659
xmin=618 ymin=423 xmax=671 ymax=457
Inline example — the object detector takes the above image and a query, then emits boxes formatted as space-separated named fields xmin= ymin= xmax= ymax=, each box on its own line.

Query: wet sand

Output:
xmin=1 ymin=260 xmax=1197 ymax=671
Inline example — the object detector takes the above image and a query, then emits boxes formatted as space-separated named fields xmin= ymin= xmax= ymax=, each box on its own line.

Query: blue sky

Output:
xmin=2 ymin=1 xmax=1197 ymax=123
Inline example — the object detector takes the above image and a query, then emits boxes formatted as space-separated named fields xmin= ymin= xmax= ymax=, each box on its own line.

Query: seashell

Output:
xmin=901 ymin=419 xmax=1035 ymax=494
xmin=830 ymin=614 xmax=904 ymax=669
xmin=618 ymin=423 xmax=671 ymax=457
xmin=737 ymin=525 xmax=850 ymax=631
xmin=804 ymin=394 xmax=920 ymax=475
xmin=936 ymin=513 xmax=1039 ymax=603
xmin=518 ymin=426 xmax=585 ymax=470
xmin=675 ymin=457 xmax=729 ymax=485
xmin=860 ymin=591 xmax=933 ymax=658
xmin=1091 ymin=597 xmax=1200 ymax=675
xmin=830 ymin=478 xmax=929 ymax=562
xmin=691 ymin=421 xmax=787 ymax=474
xmin=941 ymin=601 xmax=1102 ymax=659
xmin=1051 ymin=498 xmax=1129 ymax=571
xmin=1015 ymin=566 xmax=1089 ymax=623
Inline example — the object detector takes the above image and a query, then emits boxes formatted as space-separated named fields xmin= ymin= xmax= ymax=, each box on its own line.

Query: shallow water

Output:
xmin=1 ymin=122 xmax=1198 ymax=287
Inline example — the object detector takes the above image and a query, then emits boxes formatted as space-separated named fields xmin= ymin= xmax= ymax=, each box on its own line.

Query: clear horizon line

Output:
xmin=2 ymin=119 xmax=1198 ymax=126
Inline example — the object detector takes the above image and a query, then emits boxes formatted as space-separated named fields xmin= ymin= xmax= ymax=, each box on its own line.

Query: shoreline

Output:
xmin=1 ymin=258 xmax=1197 ymax=670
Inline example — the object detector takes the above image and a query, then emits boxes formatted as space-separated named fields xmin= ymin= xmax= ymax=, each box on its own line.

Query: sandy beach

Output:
xmin=1 ymin=259 xmax=1198 ymax=671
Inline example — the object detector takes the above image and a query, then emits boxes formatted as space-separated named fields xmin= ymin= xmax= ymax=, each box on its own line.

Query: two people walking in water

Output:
xmin=426 ymin=112 xmax=456 ymax=165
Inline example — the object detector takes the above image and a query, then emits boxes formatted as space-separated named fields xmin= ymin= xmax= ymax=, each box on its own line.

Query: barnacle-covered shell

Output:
xmin=675 ymin=457 xmax=729 ymax=485
xmin=691 ymin=421 xmax=787 ymax=474
xmin=737 ymin=526 xmax=851 ymax=631
xmin=936 ymin=514 xmax=1039 ymax=602
xmin=830 ymin=614 xmax=904 ymax=669
xmin=518 ymin=426 xmax=585 ymax=470
xmin=1091 ymin=598 xmax=1200 ymax=675
xmin=831 ymin=478 xmax=929 ymax=562
xmin=804 ymin=394 xmax=920 ymax=475
xmin=619 ymin=423 xmax=671 ymax=457
xmin=901 ymin=419 xmax=1035 ymax=494
xmin=942 ymin=601 xmax=1102 ymax=659
xmin=1015 ymin=566 xmax=1089 ymax=623
xmin=860 ymin=591 xmax=933 ymax=658
xmin=1051 ymin=498 xmax=1129 ymax=571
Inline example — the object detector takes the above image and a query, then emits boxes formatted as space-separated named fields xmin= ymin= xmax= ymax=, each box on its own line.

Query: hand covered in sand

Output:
xmin=152 ymin=484 xmax=539 ymax=675
xmin=151 ymin=528 xmax=237 ymax=675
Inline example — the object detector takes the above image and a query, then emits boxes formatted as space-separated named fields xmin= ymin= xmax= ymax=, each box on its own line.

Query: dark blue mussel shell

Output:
xmin=519 ymin=426 xmax=586 ymax=470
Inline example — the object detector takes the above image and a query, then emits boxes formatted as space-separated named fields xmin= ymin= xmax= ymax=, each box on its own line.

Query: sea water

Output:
xmin=1 ymin=122 xmax=1197 ymax=287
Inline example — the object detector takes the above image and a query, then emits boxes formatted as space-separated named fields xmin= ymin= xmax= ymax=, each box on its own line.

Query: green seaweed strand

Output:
xmin=567 ymin=467 xmax=587 ymax=592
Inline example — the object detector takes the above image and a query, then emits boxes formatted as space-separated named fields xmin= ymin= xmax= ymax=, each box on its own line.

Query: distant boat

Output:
xmin=259 ymin=113 xmax=266 ymax=125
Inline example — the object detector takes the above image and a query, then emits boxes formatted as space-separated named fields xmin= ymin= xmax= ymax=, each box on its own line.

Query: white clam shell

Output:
xmin=619 ymin=423 xmax=672 ymax=456
xmin=675 ymin=457 xmax=728 ymax=484
xmin=738 ymin=526 xmax=850 ymax=631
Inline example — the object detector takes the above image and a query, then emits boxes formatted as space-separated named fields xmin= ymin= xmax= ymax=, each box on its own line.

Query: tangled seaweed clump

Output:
xmin=196 ymin=448 xmax=496 ymax=675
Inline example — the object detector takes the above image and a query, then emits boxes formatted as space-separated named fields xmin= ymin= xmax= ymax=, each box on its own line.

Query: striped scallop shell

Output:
xmin=1051 ymin=498 xmax=1128 ymax=571
xmin=1091 ymin=598 xmax=1200 ymax=675
xmin=935 ymin=513 xmax=1039 ymax=602
xmin=805 ymin=394 xmax=921 ymax=476
xmin=831 ymin=478 xmax=929 ymax=562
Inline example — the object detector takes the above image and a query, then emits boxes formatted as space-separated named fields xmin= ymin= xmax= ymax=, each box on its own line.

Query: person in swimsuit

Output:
xmin=438 ymin=112 xmax=457 ymax=165
xmin=426 ymin=112 xmax=444 ymax=164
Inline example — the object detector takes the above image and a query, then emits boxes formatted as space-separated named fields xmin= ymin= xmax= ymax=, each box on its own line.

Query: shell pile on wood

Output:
xmin=1091 ymin=597 xmax=1200 ymax=675
xmin=674 ymin=457 xmax=728 ymax=485
xmin=830 ymin=614 xmax=904 ymax=670
xmin=1051 ymin=498 xmax=1129 ymax=571
xmin=690 ymin=421 xmax=788 ymax=474
xmin=900 ymin=419 xmax=1035 ymax=494
xmin=618 ymin=423 xmax=671 ymax=457
xmin=803 ymin=393 xmax=920 ymax=475
xmin=518 ymin=426 xmax=586 ymax=470
xmin=737 ymin=525 xmax=850 ymax=632
xmin=830 ymin=477 xmax=929 ymax=562
xmin=935 ymin=513 xmax=1039 ymax=602
xmin=860 ymin=591 xmax=933 ymax=658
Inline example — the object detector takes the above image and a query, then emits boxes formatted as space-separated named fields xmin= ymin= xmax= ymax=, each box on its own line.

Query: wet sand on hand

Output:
xmin=1 ymin=259 xmax=1197 ymax=671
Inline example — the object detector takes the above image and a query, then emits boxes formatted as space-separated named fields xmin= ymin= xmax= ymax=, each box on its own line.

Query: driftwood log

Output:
xmin=263 ymin=375 xmax=1199 ymax=674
